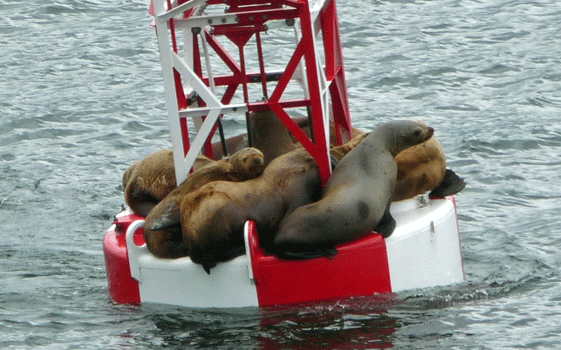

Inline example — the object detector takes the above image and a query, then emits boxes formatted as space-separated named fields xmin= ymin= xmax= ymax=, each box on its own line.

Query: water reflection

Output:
xmin=142 ymin=295 xmax=400 ymax=349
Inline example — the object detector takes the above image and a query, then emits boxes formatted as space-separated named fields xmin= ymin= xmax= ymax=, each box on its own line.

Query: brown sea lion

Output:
xmin=149 ymin=138 xmax=362 ymax=273
xmin=123 ymin=149 xmax=214 ymax=217
xmin=273 ymin=120 xmax=434 ymax=258
xmin=249 ymin=109 xmax=297 ymax=166
xmin=143 ymin=147 xmax=265 ymax=259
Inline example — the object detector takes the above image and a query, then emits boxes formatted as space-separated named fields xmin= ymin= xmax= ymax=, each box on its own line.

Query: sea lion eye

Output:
xmin=413 ymin=128 xmax=422 ymax=136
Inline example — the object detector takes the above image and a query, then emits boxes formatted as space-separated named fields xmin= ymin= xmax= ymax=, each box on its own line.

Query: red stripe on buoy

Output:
xmin=247 ymin=221 xmax=392 ymax=307
xmin=103 ymin=213 xmax=145 ymax=304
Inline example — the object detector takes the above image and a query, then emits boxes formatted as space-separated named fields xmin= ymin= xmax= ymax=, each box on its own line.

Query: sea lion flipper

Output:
xmin=274 ymin=246 xmax=339 ymax=260
xmin=375 ymin=211 xmax=396 ymax=238
xmin=429 ymin=169 xmax=466 ymax=198
xmin=149 ymin=203 xmax=181 ymax=230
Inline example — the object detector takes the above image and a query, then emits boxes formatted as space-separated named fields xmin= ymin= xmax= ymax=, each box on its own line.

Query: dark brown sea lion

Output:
xmin=150 ymin=138 xmax=361 ymax=273
xmin=249 ymin=109 xmax=297 ymax=166
xmin=273 ymin=120 xmax=434 ymax=257
xmin=123 ymin=149 xmax=213 ymax=217
xmin=143 ymin=147 xmax=265 ymax=259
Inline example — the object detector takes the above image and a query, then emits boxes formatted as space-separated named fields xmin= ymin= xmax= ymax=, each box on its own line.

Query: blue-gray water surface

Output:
xmin=1 ymin=0 xmax=561 ymax=349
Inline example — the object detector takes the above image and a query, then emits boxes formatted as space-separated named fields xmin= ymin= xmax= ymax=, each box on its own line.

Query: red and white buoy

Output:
xmin=103 ymin=0 xmax=464 ymax=308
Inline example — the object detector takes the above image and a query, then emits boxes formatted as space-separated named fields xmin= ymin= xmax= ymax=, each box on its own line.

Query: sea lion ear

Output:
xmin=149 ymin=203 xmax=181 ymax=230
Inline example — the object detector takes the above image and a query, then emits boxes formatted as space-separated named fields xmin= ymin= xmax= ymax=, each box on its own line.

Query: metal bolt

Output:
xmin=286 ymin=18 xmax=295 ymax=26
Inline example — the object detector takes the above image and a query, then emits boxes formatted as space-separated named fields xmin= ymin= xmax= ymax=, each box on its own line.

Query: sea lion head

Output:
xmin=226 ymin=147 xmax=265 ymax=179
xmin=384 ymin=120 xmax=434 ymax=156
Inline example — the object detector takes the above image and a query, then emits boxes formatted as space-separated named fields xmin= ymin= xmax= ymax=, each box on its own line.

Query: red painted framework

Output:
xmin=154 ymin=0 xmax=352 ymax=184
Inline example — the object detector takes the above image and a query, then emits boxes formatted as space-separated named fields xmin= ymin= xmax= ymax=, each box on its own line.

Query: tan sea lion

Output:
xmin=149 ymin=138 xmax=362 ymax=273
xmin=123 ymin=149 xmax=213 ymax=217
xmin=393 ymin=135 xmax=447 ymax=201
xmin=143 ymin=147 xmax=265 ymax=259
xmin=273 ymin=120 xmax=434 ymax=258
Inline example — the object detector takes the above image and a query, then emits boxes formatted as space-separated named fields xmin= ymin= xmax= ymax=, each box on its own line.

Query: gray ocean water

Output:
xmin=1 ymin=0 xmax=561 ymax=348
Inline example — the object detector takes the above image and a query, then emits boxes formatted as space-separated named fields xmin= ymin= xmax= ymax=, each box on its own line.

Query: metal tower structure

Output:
xmin=149 ymin=0 xmax=352 ymax=185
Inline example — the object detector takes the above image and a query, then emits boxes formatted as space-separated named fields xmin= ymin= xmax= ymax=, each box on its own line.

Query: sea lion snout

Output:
xmin=425 ymin=126 xmax=434 ymax=139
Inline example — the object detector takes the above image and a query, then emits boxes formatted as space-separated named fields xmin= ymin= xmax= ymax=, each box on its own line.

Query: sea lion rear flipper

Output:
xmin=274 ymin=246 xmax=339 ymax=260
xmin=429 ymin=169 xmax=466 ymax=198
xmin=149 ymin=203 xmax=181 ymax=230
xmin=375 ymin=210 xmax=396 ymax=238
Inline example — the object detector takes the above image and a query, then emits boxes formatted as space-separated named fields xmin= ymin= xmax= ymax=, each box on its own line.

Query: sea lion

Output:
xmin=123 ymin=149 xmax=213 ymax=217
xmin=249 ymin=109 xmax=297 ymax=166
xmin=143 ymin=147 xmax=265 ymax=259
xmin=273 ymin=120 xmax=434 ymax=258
xmin=150 ymin=138 xmax=361 ymax=273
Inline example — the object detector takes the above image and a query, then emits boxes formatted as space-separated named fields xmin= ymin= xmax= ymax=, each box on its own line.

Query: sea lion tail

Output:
xmin=429 ymin=169 xmax=466 ymax=198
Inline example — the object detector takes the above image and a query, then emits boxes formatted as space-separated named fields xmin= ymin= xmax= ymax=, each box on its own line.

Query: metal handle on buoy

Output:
xmin=125 ymin=219 xmax=146 ymax=283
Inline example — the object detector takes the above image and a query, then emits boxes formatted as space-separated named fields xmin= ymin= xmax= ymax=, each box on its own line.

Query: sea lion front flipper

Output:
xmin=375 ymin=210 xmax=396 ymax=238
xmin=202 ymin=262 xmax=215 ymax=275
xmin=149 ymin=203 xmax=181 ymax=230
xmin=429 ymin=169 xmax=466 ymax=198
